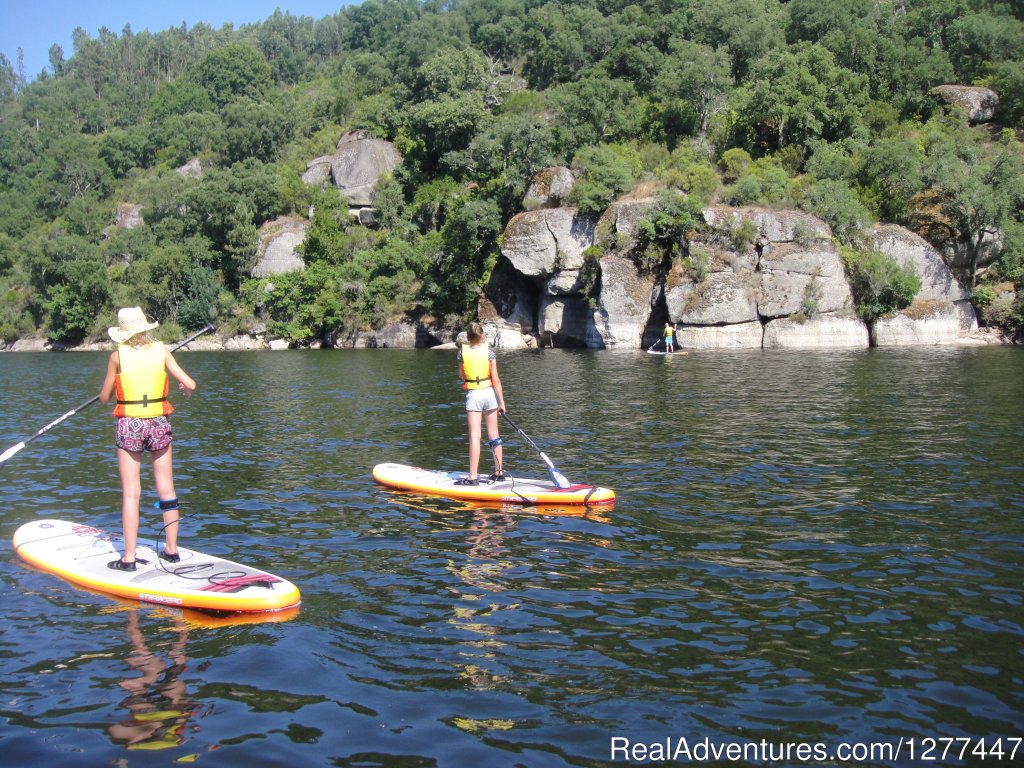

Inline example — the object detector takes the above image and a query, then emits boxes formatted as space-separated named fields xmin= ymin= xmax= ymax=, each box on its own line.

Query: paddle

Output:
xmin=0 ymin=322 xmax=214 ymax=467
xmin=501 ymin=412 xmax=573 ymax=489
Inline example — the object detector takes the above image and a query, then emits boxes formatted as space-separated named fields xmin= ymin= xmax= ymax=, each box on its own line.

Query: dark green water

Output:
xmin=1 ymin=347 xmax=1021 ymax=766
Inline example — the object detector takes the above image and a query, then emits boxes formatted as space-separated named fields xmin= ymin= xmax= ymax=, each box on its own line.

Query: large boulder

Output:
xmin=252 ymin=216 xmax=309 ymax=277
xmin=302 ymin=155 xmax=334 ymax=185
xmin=524 ymin=166 xmax=575 ymax=209
xmin=869 ymin=224 xmax=970 ymax=303
xmin=501 ymin=208 xmax=595 ymax=276
xmin=176 ymin=158 xmax=203 ymax=179
xmin=867 ymin=224 xmax=977 ymax=344
xmin=873 ymin=300 xmax=964 ymax=346
xmin=330 ymin=130 xmax=403 ymax=206
xmin=115 ymin=203 xmax=144 ymax=229
xmin=668 ymin=271 xmax=759 ymax=325
xmin=600 ymin=197 xmax=660 ymax=239
xmin=930 ymin=85 xmax=999 ymax=123
xmin=703 ymin=206 xmax=832 ymax=243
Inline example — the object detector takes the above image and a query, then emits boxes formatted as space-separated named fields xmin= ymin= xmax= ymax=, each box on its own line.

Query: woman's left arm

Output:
xmin=165 ymin=351 xmax=196 ymax=396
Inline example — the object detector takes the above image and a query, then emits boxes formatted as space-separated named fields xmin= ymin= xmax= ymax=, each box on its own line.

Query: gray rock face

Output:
xmin=869 ymin=224 xmax=969 ymax=303
xmin=176 ymin=158 xmax=203 ymax=179
xmin=330 ymin=131 xmax=403 ymax=206
xmin=501 ymin=208 xmax=595 ymax=276
xmin=523 ymin=166 xmax=574 ymax=208
xmin=115 ymin=203 xmax=144 ymax=229
xmin=669 ymin=271 xmax=759 ymax=325
xmin=873 ymin=301 xmax=964 ymax=346
xmin=763 ymin=314 xmax=869 ymax=348
xmin=930 ymin=85 xmax=999 ymax=123
xmin=493 ymin=176 xmax=978 ymax=349
xmin=758 ymin=242 xmax=854 ymax=318
xmin=252 ymin=216 xmax=310 ymax=277
xmin=678 ymin=322 xmax=763 ymax=349
xmin=538 ymin=295 xmax=597 ymax=347
xmin=591 ymin=254 xmax=660 ymax=348
xmin=703 ymin=205 xmax=832 ymax=243
xmin=302 ymin=155 xmax=334 ymax=185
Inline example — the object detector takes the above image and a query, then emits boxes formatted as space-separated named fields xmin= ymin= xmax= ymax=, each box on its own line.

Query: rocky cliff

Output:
xmin=484 ymin=175 xmax=979 ymax=351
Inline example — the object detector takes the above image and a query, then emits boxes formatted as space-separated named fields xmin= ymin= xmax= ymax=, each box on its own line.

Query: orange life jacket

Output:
xmin=113 ymin=342 xmax=173 ymax=417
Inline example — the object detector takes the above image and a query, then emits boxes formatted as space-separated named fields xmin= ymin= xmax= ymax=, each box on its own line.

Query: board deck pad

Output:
xmin=13 ymin=519 xmax=300 ymax=613
xmin=373 ymin=462 xmax=615 ymax=506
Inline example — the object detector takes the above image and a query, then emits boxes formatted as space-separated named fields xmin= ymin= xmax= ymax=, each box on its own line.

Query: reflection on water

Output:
xmin=1 ymin=347 xmax=1022 ymax=765
xmin=108 ymin=609 xmax=195 ymax=751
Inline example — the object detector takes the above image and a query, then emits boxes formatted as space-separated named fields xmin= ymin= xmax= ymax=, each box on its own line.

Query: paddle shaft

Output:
xmin=0 ymin=323 xmax=214 ymax=466
xmin=501 ymin=412 xmax=572 ymax=488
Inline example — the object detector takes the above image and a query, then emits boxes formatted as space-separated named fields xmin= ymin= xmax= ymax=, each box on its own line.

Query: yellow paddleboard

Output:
xmin=13 ymin=519 xmax=300 ymax=614
xmin=373 ymin=462 xmax=615 ymax=506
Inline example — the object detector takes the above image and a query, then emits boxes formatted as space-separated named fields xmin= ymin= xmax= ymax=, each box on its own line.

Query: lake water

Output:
xmin=1 ymin=346 xmax=1021 ymax=766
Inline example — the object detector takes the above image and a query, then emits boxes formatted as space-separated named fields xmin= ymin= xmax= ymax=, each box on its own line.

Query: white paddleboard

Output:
xmin=373 ymin=462 xmax=615 ymax=506
xmin=13 ymin=519 xmax=301 ymax=613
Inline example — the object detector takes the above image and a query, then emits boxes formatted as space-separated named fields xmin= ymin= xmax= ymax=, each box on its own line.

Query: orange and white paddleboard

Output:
xmin=13 ymin=519 xmax=300 ymax=614
xmin=373 ymin=462 xmax=615 ymax=506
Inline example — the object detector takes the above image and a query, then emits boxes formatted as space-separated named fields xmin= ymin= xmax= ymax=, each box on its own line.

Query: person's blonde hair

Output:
xmin=466 ymin=322 xmax=485 ymax=344
xmin=126 ymin=331 xmax=152 ymax=349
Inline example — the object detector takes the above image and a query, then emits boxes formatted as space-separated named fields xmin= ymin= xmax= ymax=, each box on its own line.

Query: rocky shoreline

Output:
xmin=1 ymin=322 xmax=1014 ymax=353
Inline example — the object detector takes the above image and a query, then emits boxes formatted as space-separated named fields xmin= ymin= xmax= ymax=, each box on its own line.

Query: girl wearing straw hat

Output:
xmin=99 ymin=307 xmax=196 ymax=571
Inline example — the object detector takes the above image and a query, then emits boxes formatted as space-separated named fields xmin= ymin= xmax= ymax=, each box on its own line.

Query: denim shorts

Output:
xmin=465 ymin=387 xmax=499 ymax=412
xmin=115 ymin=416 xmax=173 ymax=453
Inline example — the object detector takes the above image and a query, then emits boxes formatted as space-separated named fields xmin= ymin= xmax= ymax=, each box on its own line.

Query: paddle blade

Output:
xmin=539 ymin=451 xmax=572 ymax=489
xmin=550 ymin=470 xmax=572 ymax=489
xmin=0 ymin=442 xmax=26 ymax=466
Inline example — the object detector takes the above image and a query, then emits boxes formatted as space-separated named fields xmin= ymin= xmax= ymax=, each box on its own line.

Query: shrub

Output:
xmin=840 ymin=246 xmax=921 ymax=323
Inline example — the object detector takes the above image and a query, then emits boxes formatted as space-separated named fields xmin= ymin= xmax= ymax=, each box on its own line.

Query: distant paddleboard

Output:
xmin=373 ymin=462 xmax=615 ymax=506
xmin=647 ymin=349 xmax=688 ymax=355
xmin=13 ymin=519 xmax=300 ymax=613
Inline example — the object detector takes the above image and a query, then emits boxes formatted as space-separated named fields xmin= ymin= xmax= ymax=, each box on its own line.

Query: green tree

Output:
xmin=800 ymin=179 xmax=872 ymax=247
xmin=859 ymin=137 xmax=924 ymax=225
xmin=219 ymin=96 xmax=296 ymax=164
xmin=742 ymin=42 xmax=869 ymax=152
xmin=192 ymin=43 xmax=273 ymax=107
xmin=445 ymin=110 xmax=559 ymax=202
xmin=684 ymin=0 xmax=787 ymax=80
xmin=568 ymin=144 xmax=638 ymax=217
xmin=146 ymin=79 xmax=213 ymax=121
xmin=547 ymin=75 xmax=640 ymax=154
xmin=923 ymin=122 xmax=1024 ymax=287
xmin=655 ymin=40 xmax=733 ymax=141
xmin=26 ymin=235 xmax=110 ymax=343
xmin=99 ymin=128 xmax=153 ymax=177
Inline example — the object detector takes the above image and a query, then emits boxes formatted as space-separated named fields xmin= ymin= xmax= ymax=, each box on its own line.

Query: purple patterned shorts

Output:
xmin=115 ymin=416 xmax=173 ymax=453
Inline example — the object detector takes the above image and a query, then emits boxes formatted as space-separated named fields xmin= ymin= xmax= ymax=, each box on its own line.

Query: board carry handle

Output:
xmin=0 ymin=323 xmax=214 ymax=468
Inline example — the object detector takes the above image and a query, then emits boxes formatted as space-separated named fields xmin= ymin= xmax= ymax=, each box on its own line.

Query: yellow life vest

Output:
xmin=114 ymin=342 xmax=173 ymax=417
xmin=461 ymin=343 xmax=492 ymax=390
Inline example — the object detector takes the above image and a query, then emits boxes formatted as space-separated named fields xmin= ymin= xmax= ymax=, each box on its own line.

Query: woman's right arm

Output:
xmin=99 ymin=352 xmax=118 ymax=404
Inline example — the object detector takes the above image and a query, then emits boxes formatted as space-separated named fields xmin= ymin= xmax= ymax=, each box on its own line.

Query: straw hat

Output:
xmin=108 ymin=306 xmax=159 ymax=343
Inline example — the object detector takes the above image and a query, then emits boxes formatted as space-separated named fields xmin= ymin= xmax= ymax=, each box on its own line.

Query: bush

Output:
xmin=840 ymin=246 xmax=920 ymax=323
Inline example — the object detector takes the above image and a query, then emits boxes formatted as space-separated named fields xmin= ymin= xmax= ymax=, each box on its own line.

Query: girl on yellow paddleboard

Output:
xmin=99 ymin=307 xmax=196 ymax=571
xmin=456 ymin=322 xmax=507 ymax=485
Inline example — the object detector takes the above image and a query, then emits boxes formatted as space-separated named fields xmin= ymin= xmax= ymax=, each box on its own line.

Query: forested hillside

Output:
xmin=1 ymin=0 xmax=1022 ymax=345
